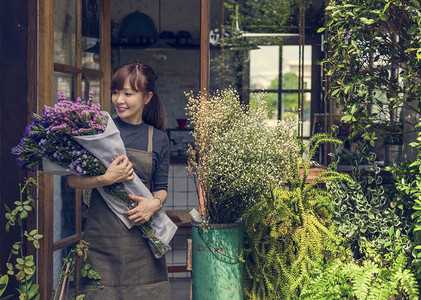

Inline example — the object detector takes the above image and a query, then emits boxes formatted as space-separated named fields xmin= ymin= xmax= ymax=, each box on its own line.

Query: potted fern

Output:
xmin=186 ymin=88 xmax=299 ymax=299
xmin=240 ymin=133 xmax=352 ymax=299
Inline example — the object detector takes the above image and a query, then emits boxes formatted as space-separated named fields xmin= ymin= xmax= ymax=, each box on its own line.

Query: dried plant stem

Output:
xmin=59 ymin=262 xmax=71 ymax=300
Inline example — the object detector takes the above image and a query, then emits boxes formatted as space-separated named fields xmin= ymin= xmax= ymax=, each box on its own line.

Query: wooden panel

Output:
xmin=38 ymin=0 xmax=55 ymax=298
xmin=168 ymin=265 xmax=188 ymax=273
xmin=100 ymin=0 xmax=111 ymax=112
xmin=76 ymin=0 xmax=82 ymax=96
xmin=52 ymin=234 xmax=83 ymax=251
xmin=54 ymin=62 xmax=104 ymax=77
xmin=200 ymin=0 xmax=210 ymax=94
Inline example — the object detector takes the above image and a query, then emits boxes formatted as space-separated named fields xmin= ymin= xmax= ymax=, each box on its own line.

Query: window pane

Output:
xmin=82 ymin=0 xmax=100 ymax=70
xmin=53 ymin=72 xmax=78 ymax=244
xmin=54 ymin=72 xmax=76 ymax=101
xmin=81 ymin=76 xmax=101 ymax=103
xmin=250 ymin=91 xmax=278 ymax=120
xmin=282 ymin=45 xmax=312 ymax=89
xmin=53 ymin=176 xmax=76 ymax=243
xmin=54 ymin=0 xmax=77 ymax=65
xmin=250 ymin=46 xmax=279 ymax=89
xmin=82 ymin=37 xmax=100 ymax=69
xmin=282 ymin=92 xmax=311 ymax=136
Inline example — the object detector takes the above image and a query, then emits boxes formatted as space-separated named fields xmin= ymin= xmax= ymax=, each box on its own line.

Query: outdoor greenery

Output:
xmin=328 ymin=142 xmax=404 ymax=256
xmin=225 ymin=0 xmax=298 ymax=33
xmin=225 ymin=0 xmax=325 ymax=33
xmin=301 ymin=234 xmax=419 ymax=300
xmin=1 ymin=176 xmax=100 ymax=300
xmin=261 ymin=72 xmax=309 ymax=120
xmin=319 ymin=0 xmax=421 ymax=145
xmin=241 ymin=134 xmax=352 ymax=299
xmin=235 ymin=0 xmax=421 ymax=298
xmin=1 ymin=177 xmax=41 ymax=300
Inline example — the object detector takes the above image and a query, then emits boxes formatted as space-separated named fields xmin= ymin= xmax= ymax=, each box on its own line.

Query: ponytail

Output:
xmin=143 ymin=92 xmax=167 ymax=132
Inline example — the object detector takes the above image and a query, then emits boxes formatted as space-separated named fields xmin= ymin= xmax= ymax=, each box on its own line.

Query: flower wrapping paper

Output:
xmin=43 ymin=111 xmax=177 ymax=245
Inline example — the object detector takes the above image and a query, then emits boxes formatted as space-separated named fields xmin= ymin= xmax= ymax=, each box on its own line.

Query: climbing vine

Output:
xmin=320 ymin=0 xmax=421 ymax=143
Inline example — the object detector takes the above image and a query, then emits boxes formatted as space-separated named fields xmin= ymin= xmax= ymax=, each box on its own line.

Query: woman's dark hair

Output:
xmin=111 ymin=62 xmax=167 ymax=131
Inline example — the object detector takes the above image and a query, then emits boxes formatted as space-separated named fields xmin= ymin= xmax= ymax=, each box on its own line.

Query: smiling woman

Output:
xmin=110 ymin=63 xmax=167 ymax=131
xmin=112 ymin=84 xmax=152 ymax=125
xmin=67 ymin=62 xmax=172 ymax=299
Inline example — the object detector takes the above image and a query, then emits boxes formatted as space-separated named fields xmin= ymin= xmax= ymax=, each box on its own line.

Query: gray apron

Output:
xmin=80 ymin=126 xmax=170 ymax=299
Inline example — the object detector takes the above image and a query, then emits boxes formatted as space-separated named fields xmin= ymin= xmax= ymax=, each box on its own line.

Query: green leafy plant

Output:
xmin=320 ymin=0 xmax=421 ymax=144
xmin=301 ymin=228 xmax=419 ymax=300
xmin=241 ymin=133 xmax=352 ymax=299
xmin=1 ymin=176 xmax=41 ymax=300
xmin=51 ymin=240 xmax=101 ymax=300
xmin=1 ymin=176 xmax=101 ymax=300
xmin=328 ymin=141 xmax=404 ymax=257
xmin=388 ymin=118 xmax=421 ymax=278
xmin=186 ymin=88 xmax=300 ymax=224
xmin=377 ymin=122 xmax=404 ymax=145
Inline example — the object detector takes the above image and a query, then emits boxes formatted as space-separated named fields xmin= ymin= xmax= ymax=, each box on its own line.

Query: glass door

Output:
xmin=38 ymin=0 xmax=111 ymax=296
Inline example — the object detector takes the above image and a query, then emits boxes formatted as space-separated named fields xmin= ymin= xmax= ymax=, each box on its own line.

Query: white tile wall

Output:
xmin=165 ymin=162 xmax=198 ymax=278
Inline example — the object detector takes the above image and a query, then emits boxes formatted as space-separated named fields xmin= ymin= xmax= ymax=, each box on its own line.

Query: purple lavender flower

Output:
xmin=11 ymin=91 xmax=107 ymax=173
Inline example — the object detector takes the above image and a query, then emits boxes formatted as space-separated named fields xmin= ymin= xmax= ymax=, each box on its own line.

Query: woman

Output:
xmin=67 ymin=62 xmax=171 ymax=299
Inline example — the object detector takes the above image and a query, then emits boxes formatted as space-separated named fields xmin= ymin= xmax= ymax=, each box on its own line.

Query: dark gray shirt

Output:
xmin=114 ymin=117 xmax=169 ymax=192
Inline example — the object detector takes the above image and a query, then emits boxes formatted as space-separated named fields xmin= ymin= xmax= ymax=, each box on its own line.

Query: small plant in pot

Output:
xmin=186 ymin=88 xmax=299 ymax=299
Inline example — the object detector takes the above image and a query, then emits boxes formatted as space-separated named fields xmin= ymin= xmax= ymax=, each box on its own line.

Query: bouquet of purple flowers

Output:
xmin=12 ymin=91 xmax=177 ymax=258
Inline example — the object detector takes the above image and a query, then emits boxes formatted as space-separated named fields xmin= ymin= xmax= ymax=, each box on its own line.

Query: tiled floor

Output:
xmin=170 ymin=278 xmax=191 ymax=300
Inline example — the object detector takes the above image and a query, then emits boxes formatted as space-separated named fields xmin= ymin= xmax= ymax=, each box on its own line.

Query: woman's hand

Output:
xmin=67 ymin=155 xmax=134 ymax=189
xmin=124 ymin=194 xmax=161 ymax=225
xmin=97 ymin=155 xmax=134 ymax=186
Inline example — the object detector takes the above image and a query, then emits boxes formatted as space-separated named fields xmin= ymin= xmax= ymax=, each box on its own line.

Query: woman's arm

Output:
xmin=67 ymin=155 xmax=134 ymax=189
xmin=125 ymin=190 xmax=168 ymax=225
xmin=152 ymin=190 xmax=167 ymax=207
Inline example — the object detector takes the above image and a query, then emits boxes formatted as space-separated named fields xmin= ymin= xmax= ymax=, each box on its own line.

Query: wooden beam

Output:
xmin=200 ymin=0 xmax=210 ymax=95
xmin=54 ymin=63 xmax=104 ymax=78
xmin=38 ymin=0 xmax=55 ymax=298
xmin=100 ymin=0 xmax=111 ymax=112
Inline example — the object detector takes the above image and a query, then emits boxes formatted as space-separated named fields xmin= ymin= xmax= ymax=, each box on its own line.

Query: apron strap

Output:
xmin=147 ymin=125 xmax=154 ymax=153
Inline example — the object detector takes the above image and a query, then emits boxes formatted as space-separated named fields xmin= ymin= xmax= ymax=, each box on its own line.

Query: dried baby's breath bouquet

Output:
xmin=186 ymin=88 xmax=299 ymax=224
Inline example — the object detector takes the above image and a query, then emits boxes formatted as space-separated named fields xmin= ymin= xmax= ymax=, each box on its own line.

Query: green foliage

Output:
xmin=328 ymin=142 xmax=403 ymax=256
xmin=301 ymin=233 xmax=419 ymax=300
xmin=224 ymin=0 xmax=299 ymax=33
xmin=241 ymin=134 xmax=352 ymax=299
xmin=1 ymin=177 xmax=41 ymax=300
xmin=1 ymin=177 xmax=100 ymax=300
xmin=322 ymin=0 xmax=421 ymax=143
xmin=51 ymin=240 xmax=101 ymax=300
xmin=388 ymin=119 xmax=421 ymax=278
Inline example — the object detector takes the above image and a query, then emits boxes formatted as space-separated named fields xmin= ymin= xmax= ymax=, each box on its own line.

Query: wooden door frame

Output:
xmin=38 ymin=1 xmax=110 ymax=297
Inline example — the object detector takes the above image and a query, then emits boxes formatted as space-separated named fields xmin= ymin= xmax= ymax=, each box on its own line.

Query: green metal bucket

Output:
xmin=191 ymin=220 xmax=244 ymax=300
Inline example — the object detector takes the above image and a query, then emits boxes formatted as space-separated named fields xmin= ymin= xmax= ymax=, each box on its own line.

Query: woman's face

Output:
xmin=112 ymin=80 xmax=152 ymax=124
